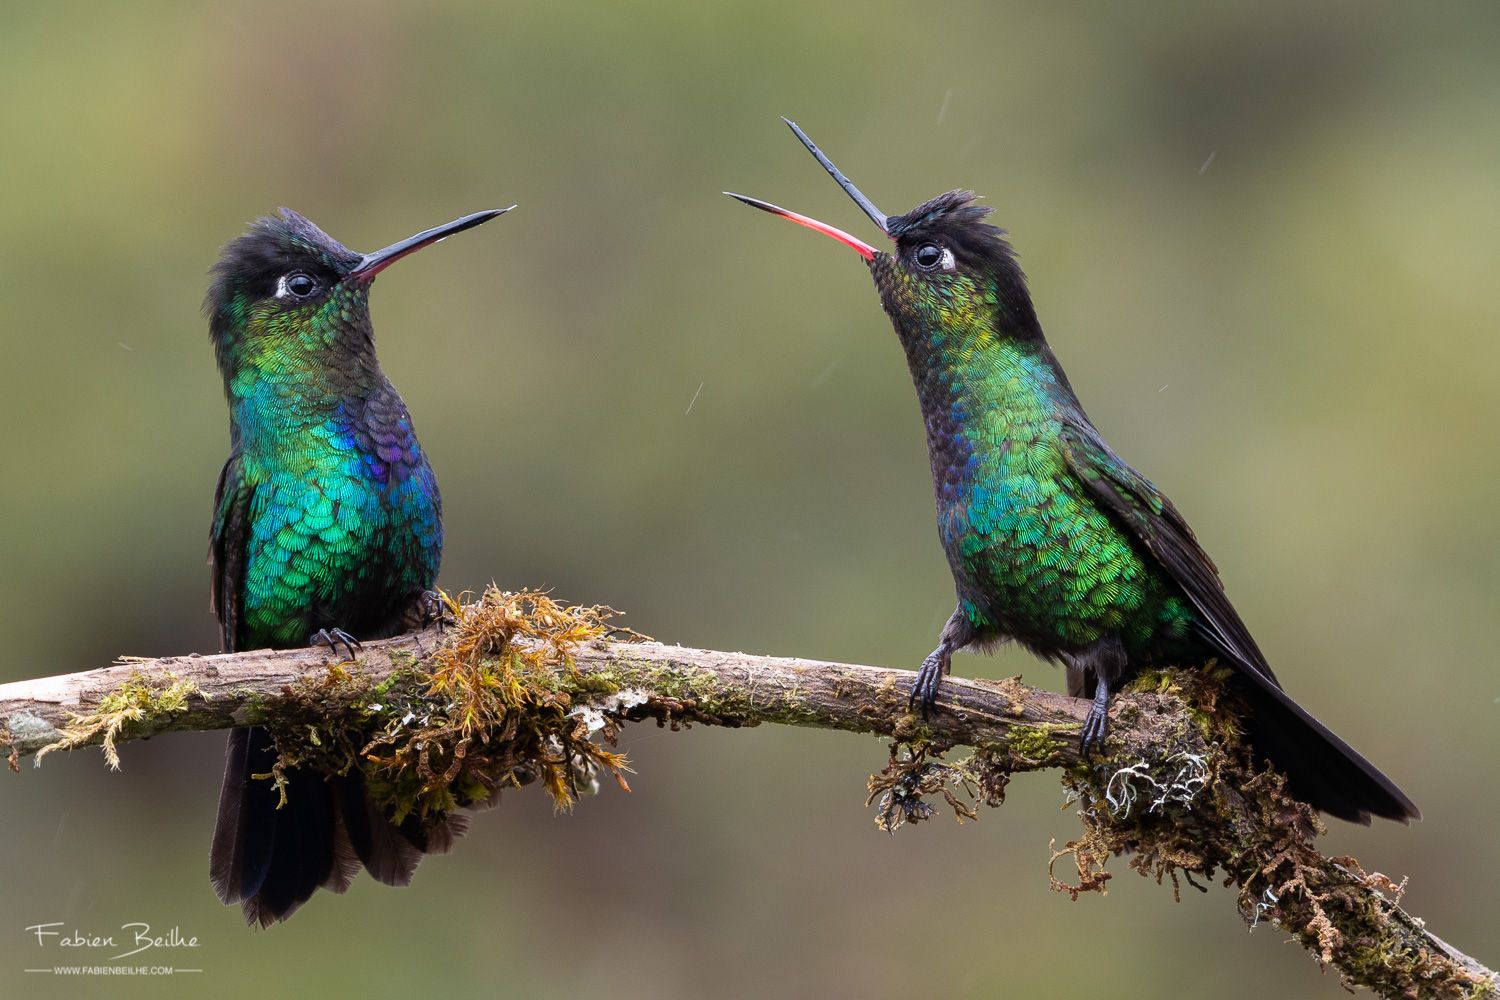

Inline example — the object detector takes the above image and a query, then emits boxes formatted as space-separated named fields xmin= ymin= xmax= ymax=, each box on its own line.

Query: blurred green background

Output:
xmin=2 ymin=1 xmax=1497 ymax=996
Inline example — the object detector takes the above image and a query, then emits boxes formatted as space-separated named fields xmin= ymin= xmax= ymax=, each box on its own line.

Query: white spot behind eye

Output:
xmin=939 ymin=247 xmax=957 ymax=271
xmin=275 ymin=273 xmax=319 ymax=300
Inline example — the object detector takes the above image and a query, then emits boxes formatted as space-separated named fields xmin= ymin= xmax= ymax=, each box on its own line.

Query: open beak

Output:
xmin=724 ymin=118 xmax=889 ymax=261
xmin=723 ymin=192 xmax=879 ymax=260
xmin=345 ymin=206 xmax=516 ymax=283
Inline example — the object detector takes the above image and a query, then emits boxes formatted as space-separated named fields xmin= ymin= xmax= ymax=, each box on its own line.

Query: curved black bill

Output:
xmin=781 ymin=118 xmax=889 ymax=234
xmin=346 ymin=206 xmax=515 ymax=282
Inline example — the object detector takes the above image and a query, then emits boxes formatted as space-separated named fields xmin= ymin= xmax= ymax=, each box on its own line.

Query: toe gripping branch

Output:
xmin=309 ymin=628 xmax=362 ymax=663
xmin=1080 ymin=678 xmax=1111 ymax=758
xmin=909 ymin=642 xmax=953 ymax=719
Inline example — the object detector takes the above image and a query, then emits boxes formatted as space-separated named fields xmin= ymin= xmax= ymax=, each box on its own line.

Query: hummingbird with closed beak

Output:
xmin=205 ymin=205 xmax=511 ymax=924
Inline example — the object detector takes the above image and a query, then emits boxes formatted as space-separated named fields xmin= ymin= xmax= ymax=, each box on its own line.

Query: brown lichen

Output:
xmin=867 ymin=743 xmax=975 ymax=831
xmin=1056 ymin=671 xmax=1490 ymax=998
xmin=868 ymin=666 xmax=1493 ymax=997
xmin=1 ymin=728 xmax=18 ymax=773
xmin=866 ymin=744 xmax=1012 ymax=833
xmin=357 ymin=588 xmax=638 ymax=821
xmin=248 ymin=588 xmax=644 ymax=836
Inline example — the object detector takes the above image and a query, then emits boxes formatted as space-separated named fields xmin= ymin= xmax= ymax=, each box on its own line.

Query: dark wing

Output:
xmin=209 ymin=452 xmax=279 ymax=910
xmin=209 ymin=452 xmax=254 ymax=654
xmin=1060 ymin=415 xmax=1420 ymax=822
xmin=1058 ymin=416 xmax=1280 ymax=690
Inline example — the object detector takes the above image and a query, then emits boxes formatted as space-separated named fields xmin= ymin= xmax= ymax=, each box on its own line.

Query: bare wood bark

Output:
xmin=0 ymin=630 xmax=1492 ymax=999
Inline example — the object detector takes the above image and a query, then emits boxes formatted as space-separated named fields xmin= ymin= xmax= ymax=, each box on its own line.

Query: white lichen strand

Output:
xmin=613 ymin=689 xmax=649 ymax=710
xmin=570 ymin=687 xmax=651 ymax=736
xmin=1249 ymin=887 xmax=1279 ymax=931
xmin=570 ymin=706 xmax=608 ymax=736
xmin=1104 ymin=751 xmax=1209 ymax=818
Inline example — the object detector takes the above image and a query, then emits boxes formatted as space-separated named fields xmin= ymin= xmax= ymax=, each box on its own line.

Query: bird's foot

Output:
xmin=1079 ymin=681 xmax=1111 ymax=758
xmin=908 ymin=645 xmax=952 ymax=719
xmin=419 ymin=590 xmax=454 ymax=633
xmin=309 ymin=628 xmax=362 ymax=663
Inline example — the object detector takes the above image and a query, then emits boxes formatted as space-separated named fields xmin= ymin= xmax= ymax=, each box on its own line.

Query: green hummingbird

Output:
xmin=205 ymin=205 xmax=510 ymax=924
xmin=727 ymin=120 xmax=1417 ymax=824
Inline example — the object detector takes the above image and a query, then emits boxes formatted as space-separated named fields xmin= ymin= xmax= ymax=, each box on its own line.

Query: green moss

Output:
xmin=36 ymin=673 xmax=199 ymax=769
xmin=570 ymin=671 xmax=623 ymax=696
xmin=146 ymin=590 xmax=632 ymax=827
xmin=1125 ymin=664 xmax=1239 ymax=744
xmin=644 ymin=662 xmax=731 ymax=707
xmin=856 ymin=662 xmax=1490 ymax=995
xmin=347 ymin=589 xmax=634 ymax=823
xmin=606 ymin=658 xmax=766 ymax=723
xmin=1008 ymin=723 xmax=1066 ymax=764
xmin=891 ymin=717 xmax=936 ymax=745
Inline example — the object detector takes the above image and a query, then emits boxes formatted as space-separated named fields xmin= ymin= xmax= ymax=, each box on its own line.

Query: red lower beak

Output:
xmin=724 ymin=193 xmax=878 ymax=261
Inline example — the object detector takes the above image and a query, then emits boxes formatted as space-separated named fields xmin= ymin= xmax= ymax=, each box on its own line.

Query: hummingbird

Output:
xmin=204 ymin=205 xmax=510 ymax=925
xmin=727 ymin=120 xmax=1418 ymax=824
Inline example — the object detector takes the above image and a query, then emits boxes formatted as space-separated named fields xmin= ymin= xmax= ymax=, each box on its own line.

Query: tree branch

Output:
xmin=0 ymin=614 xmax=1492 ymax=999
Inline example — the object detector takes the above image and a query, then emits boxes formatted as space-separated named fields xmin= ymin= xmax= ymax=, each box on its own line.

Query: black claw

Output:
xmin=908 ymin=647 xmax=950 ymax=719
xmin=1079 ymin=682 xmax=1111 ymax=758
xmin=1079 ymin=713 xmax=1105 ymax=758
xmin=309 ymin=627 xmax=362 ymax=663
xmin=419 ymin=590 xmax=451 ymax=633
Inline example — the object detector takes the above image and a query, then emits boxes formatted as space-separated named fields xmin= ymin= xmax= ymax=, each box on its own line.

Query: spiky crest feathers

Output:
xmin=883 ymin=190 xmax=1042 ymax=339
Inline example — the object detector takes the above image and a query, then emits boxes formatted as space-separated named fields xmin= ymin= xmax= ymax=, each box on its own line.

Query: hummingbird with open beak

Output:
xmin=727 ymin=121 xmax=1416 ymax=824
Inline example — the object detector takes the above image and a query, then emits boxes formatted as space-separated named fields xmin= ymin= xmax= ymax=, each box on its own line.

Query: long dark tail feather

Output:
xmin=248 ymin=761 xmax=337 ymax=927
xmin=335 ymin=771 xmax=423 ymax=887
xmin=211 ymin=726 xmax=460 ymax=926
xmin=403 ymin=812 xmax=470 ymax=855
xmin=1234 ymin=678 xmax=1420 ymax=825
xmin=210 ymin=727 xmax=277 ymax=906
xmin=211 ymin=726 xmax=338 ymax=926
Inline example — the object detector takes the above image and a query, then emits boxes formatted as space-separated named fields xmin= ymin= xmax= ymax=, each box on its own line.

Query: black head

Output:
xmin=885 ymin=190 xmax=1016 ymax=279
xmin=881 ymin=189 xmax=1040 ymax=337
xmin=205 ymin=209 xmax=359 ymax=338
xmin=205 ymin=207 xmax=512 ymax=375
xmin=726 ymin=120 xmax=1041 ymax=340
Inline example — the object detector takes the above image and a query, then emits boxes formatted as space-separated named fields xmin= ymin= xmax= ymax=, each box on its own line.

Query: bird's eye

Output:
xmin=283 ymin=272 xmax=317 ymax=298
xmin=914 ymin=244 xmax=944 ymax=270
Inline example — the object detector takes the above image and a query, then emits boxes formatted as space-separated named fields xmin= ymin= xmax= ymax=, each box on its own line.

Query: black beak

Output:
xmin=345 ymin=206 xmax=515 ymax=283
xmin=723 ymin=119 xmax=894 ymax=260
xmin=781 ymin=118 xmax=890 ymax=235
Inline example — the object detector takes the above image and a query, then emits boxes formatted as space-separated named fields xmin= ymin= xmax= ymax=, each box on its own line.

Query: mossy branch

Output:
xmin=0 ymin=589 xmax=1491 ymax=999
